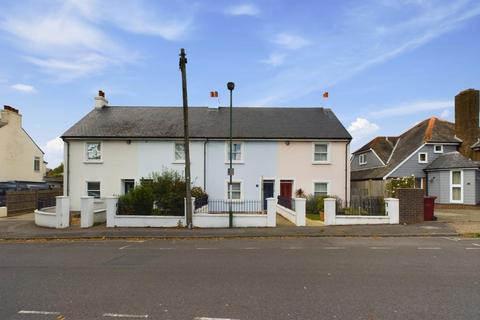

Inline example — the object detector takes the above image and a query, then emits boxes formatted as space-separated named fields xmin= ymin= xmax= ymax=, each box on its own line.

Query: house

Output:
xmin=61 ymin=91 xmax=352 ymax=211
xmin=0 ymin=105 xmax=46 ymax=183
xmin=351 ymin=88 xmax=480 ymax=205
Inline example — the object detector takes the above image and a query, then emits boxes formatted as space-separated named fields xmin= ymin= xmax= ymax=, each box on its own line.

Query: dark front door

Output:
xmin=262 ymin=180 xmax=274 ymax=210
xmin=280 ymin=180 xmax=293 ymax=198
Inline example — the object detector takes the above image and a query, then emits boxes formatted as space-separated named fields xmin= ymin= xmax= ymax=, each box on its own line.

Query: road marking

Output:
xmin=103 ymin=313 xmax=148 ymax=318
xmin=324 ymin=247 xmax=345 ymax=250
xmin=119 ymin=245 xmax=131 ymax=250
xmin=418 ymin=247 xmax=441 ymax=250
xmin=196 ymin=247 xmax=218 ymax=250
xmin=443 ymin=237 xmax=461 ymax=241
xmin=369 ymin=247 xmax=392 ymax=250
xmin=18 ymin=310 xmax=61 ymax=315
xmin=466 ymin=247 xmax=480 ymax=250
xmin=194 ymin=317 xmax=240 ymax=320
xmin=472 ymin=243 xmax=480 ymax=247
xmin=282 ymin=247 xmax=302 ymax=250
xmin=156 ymin=247 xmax=175 ymax=250
xmin=242 ymin=247 xmax=259 ymax=250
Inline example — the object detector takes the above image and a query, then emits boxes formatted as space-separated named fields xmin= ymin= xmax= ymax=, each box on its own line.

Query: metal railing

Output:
xmin=336 ymin=197 xmax=386 ymax=216
xmin=194 ymin=199 xmax=264 ymax=214
xmin=277 ymin=195 xmax=295 ymax=210
xmin=38 ymin=197 xmax=56 ymax=210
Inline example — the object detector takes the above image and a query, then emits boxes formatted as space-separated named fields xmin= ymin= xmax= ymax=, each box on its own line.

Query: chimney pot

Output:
xmin=99 ymin=90 xmax=105 ymax=98
xmin=94 ymin=90 xmax=108 ymax=109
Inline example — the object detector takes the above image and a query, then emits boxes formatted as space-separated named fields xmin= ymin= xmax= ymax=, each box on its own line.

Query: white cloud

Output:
xmin=0 ymin=0 xmax=194 ymax=80
xmin=273 ymin=32 xmax=311 ymax=50
xmin=249 ymin=1 xmax=480 ymax=106
xmin=10 ymin=83 xmax=36 ymax=93
xmin=348 ymin=118 xmax=380 ymax=150
xmin=225 ymin=4 xmax=260 ymax=16
xmin=370 ymin=100 xmax=453 ymax=119
xmin=440 ymin=109 xmax=450 ymax=119
xmin=43 ymin=137 xmax=64 ymax=167
xmin=261 ymin=53 xmax=286 ymax=66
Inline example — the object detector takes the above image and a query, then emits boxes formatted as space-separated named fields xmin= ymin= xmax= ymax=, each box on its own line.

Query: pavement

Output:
xmin=1 ymin=237 xmax=479 ymax=320
xmin=0 ymin=212 xmax=461 ymax=240
xmin=435 ymin=208 xmax=480 ymax=235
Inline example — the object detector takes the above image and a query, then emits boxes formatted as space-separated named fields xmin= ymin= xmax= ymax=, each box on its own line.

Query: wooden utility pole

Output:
xmin=179 ymin=48 xmax=193 ymax=228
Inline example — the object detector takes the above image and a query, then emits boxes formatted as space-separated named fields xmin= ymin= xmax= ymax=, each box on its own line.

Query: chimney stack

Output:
xmin=208 ymin=91 xmax=219 ymax=110
xmin=94 ymin=90 xmax=108 ymax=109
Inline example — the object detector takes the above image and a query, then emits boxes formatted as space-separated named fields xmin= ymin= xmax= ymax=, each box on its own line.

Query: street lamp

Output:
xmin=227 ymin=81 xmax=235 ymax=228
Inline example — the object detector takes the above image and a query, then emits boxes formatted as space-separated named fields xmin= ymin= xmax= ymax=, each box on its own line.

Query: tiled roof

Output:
xmin=62 ymin=106 xmax=352 ymax=140
xmin=425 ymin=152 xmax=480 ymax=170
xmin=351 ymin=117 xmax=458 ymax=180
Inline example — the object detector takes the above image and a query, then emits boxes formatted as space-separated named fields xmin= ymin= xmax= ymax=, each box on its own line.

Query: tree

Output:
xmin=47 ymin=163 xmax=63 ymax=177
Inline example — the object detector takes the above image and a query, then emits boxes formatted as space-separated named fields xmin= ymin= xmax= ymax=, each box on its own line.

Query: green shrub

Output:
xmin=118 ymin=170 xmax=207 ymax=216
xmin=306 ymin=194 xmax=337 ymax=214
xmin=191 ymin=186 xmax=208 ymax=199
xmin=117 ymin=185 xmax=154 ymax=215
xmin=385 ymin=176 xmax=415 ymax=197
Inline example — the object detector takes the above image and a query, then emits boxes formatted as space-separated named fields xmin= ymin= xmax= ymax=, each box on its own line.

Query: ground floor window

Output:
xmin=122 ymin=179 xmax=135 ymax=194
xmin=450 ymin=170 xmax=463 ymax=203
xmin=314 ymin=182 xmax=329 ymax=197
xmin=87 ymin=181 xmax=101 ymax=199
xmin=227 ymin=181 xmax=242 ymax=200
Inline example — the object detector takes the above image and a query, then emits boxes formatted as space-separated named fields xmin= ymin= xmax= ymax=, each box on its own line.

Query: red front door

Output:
xmin=280 ymin=180 xmax=293 ymax=198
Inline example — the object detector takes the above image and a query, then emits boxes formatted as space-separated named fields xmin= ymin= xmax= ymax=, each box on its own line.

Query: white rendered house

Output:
xmin=62 ymin=91 xmax=352 ymax=211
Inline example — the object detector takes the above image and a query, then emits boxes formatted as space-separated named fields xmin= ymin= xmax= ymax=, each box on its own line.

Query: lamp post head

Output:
xmin=227 ymin=82 xmax=235 ymax=91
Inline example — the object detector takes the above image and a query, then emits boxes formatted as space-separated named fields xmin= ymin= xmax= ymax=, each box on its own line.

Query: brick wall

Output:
xmin=397 ymin=188 xmax=424 ymax=224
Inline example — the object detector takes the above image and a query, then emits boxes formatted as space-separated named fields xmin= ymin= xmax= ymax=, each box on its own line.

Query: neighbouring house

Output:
xmin=351 ymin=88 xmax=480 ymax=205
xmin=62 ymin=91 xmax=352 ymax=211
xmin=0 ymin=105 xmax=46 ymax=183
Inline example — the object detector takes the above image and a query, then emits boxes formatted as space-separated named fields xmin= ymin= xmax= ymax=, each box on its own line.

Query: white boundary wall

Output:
xmin=81 ymin=196 xmax=107 ymax=228
xmin=106 ymin=196 xmax=186 ymax=228
xmin=105 ymin=196 xmax=277 ymax=228
xmin=0 ymin=207 xmax=6 ymax=217
xmin=276 ymin=198 xmax=306 ymax=226
xmin=324 ymin=198 xmax=399 ymax=225
xmin=192 ymin=197 xmax=277 ymax=228
xmin=35 ymin=196 xmax=70 ymax=228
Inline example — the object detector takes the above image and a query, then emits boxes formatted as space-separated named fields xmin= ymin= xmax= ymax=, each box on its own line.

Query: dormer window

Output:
xmin=418 ymin=152 xmax=428 ymax=163
xmin=359 ymin=154 xmax=367 ymax=165
xmin=434 ymin=145 xmax=443 ymax=153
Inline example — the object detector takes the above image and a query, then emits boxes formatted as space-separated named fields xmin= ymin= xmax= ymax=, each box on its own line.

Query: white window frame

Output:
xmin=86 ymin=181 xmax=101 ymax=199
xmin=225 ymin=180 xmax=243 ymax=201
xmin=225 ymin=141 xmax=244 ymax=164
xmin=433 ymin=144 xmax=443 ymax=154
xmin=34 ymin=156 xmax=40 ymax=172
xmin=85 ymin=142 xmax=103 ymax=163
xmin=312 ymin=181 xmax=330 ymax=197
xmin=173 ymin=142 xmax=185 ymax=163
xmin=418 ymin=152 xmax=428 ymax=164
xmin=312 ymin=142 xmax=330 ymax=164
xmin=450 ymin=170 xmax=463 ymax=203
xmin=359 ymin=154 xmax=367 ymax=165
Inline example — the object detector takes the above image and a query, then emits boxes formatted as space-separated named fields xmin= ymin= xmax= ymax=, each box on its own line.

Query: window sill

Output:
xmin=172 ymin=160 xmax=185 ymax=164
xmin=312 ymin=161 xmax=331 ymax=165
xmin=84 ymin=161 xmax=103 ymax=164
xmin=418 ymin=161 xmax=428 ymax=164
xmin=225 ymin=161 xmax=244 ymax=164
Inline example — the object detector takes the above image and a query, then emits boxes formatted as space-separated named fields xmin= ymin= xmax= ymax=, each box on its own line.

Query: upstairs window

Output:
xmin=34 ymin=157 xmax=40 ymax=171
xmin=359 ymin=154 xmax=367 ymax=165
xmin=174 ymin=142 xmax=185 ymax=162
xmin=86 ymin=142 xmax=102 ymax=161
xmin=313 ymin=143 xmax=329 ymax=163
xmin=418 ymin=152 xmax=428 ymax=163
xmin=434 ymin=145 xmax=443 ymax=153
xmin=226 ymin=142 xmax=243 ymax=162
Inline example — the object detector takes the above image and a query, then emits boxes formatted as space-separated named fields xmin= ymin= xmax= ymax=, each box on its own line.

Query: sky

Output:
xmin=1 ymin=0 xmax=480 ymax=168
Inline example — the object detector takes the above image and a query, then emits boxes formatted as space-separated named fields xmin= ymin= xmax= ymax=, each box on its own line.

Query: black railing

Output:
xmin=336 ymin=197 xmax=385 ymax=216
xmin=194 ymin=199 xmax=264 ymax=214
xmin=277 ymin=195 xmax=294 ymax=210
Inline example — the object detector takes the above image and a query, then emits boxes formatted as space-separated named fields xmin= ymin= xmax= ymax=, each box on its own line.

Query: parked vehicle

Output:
xmin=0 ymin=181 xmax=49 ymax=206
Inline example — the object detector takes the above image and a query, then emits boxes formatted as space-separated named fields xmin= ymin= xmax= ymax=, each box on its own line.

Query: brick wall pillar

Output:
xmin=397 ymin=188 xmax=424 ymax=224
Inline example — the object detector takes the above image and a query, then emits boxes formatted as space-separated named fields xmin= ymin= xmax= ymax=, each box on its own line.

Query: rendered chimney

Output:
xmin=208 ymin=91 xmax=219 ymax=109
xmin=94 ymin=90 xmax=108 ymax=109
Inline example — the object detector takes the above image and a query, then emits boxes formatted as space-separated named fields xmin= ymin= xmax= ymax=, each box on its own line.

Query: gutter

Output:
xmin=65 ymin=140 xmax=70 ymax=196
xmin=203 ymin=139 xmax=208 ymax=190
xmin=345 ymin=140 xmax=350 ymax=202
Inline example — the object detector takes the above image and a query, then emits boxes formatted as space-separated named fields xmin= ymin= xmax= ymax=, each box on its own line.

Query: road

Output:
xmin=0 ymin=237 xmax=479 ymax=320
